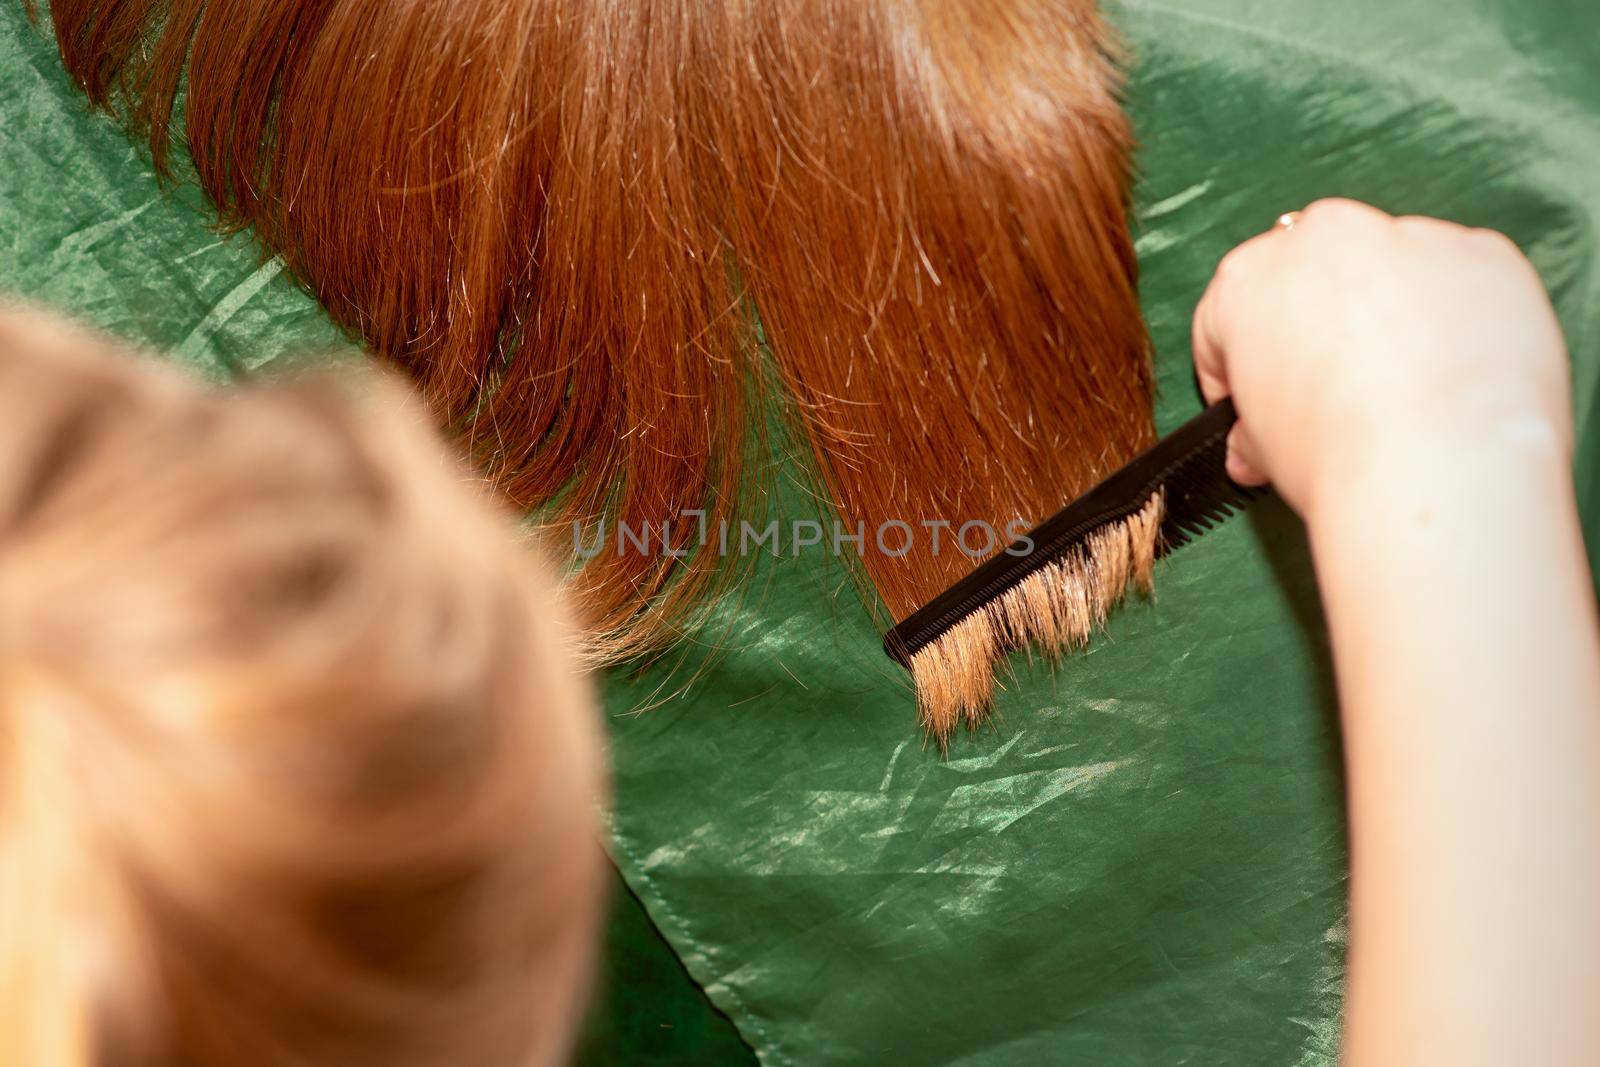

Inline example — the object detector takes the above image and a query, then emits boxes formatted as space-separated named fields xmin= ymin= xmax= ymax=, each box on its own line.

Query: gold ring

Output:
xmin=1276 ymin=211 xmax=1302 ymax=232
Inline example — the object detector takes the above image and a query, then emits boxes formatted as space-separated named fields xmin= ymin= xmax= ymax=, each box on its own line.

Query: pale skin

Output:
xmin=1193 ymin=198 xmax=1600 ymax=1065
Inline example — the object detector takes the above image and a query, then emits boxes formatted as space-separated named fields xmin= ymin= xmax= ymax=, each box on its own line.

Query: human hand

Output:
xmin=1191 ymin=198 xmax=1571 ymax=520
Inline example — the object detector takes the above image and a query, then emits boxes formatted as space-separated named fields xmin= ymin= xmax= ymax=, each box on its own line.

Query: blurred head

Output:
xmin=0 ymin=308 xmax=606 ymax=1066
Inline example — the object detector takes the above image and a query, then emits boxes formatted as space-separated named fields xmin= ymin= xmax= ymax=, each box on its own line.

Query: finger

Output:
xmin=1225 ymin=425 xmax=1270 ymax=487
xmin=1191 ymin=281 xmax=1231 ymax=406
xmin=1191 ymin=231 xmax=1277 ymax=405
xmin=1392 ymin=214 xmax=1471 ymax=241
xmin=1225 ymin=450 xmax=1267 ymax=486
xmin=1300 ymin=197 xmax=1394 ymax=225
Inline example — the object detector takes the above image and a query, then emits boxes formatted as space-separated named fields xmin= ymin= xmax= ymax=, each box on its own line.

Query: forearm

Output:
xmin=1310 ymin=428 xmax=1600 ymax=1066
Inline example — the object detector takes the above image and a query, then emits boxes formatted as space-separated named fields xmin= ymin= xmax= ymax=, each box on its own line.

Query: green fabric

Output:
xmin=575 ymin=872 xmax=754 ymax=1066
xmin=2 ymin=3 xmax=1598 ymax=1066
xmin=0 ymin=24 xmax=345 ymax=374
xmin=599 ymin=4 xmax=1600 ymax=1065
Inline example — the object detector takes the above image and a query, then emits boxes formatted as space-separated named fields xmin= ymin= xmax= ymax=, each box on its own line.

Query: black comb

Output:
xmin=882 ymin=399 xmax=1264 ymax=667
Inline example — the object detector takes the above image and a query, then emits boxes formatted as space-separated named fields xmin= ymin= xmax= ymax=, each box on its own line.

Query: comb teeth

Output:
xmin=1157 ymin=431 xmax=1264 ymax=553
xmin=885 ymin=400 xmax=1264 ymax=730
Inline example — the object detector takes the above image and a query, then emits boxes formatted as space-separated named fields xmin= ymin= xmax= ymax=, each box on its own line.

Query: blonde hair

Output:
xmin=0 ymin=308 xmax=606 ymax=1066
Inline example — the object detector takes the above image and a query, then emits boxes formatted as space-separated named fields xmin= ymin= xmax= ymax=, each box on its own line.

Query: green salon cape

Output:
xmin=3 ymin=1 xmax=1597 ymax=1062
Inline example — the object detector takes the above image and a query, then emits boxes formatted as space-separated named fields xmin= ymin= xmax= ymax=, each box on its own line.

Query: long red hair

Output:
xmin=32 ymin=0 xmax=1154 ymax=701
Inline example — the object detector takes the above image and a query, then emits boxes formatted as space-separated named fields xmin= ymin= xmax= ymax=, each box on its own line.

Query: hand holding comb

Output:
xmin=884 ymin=399 xmax=1265 ymax=745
